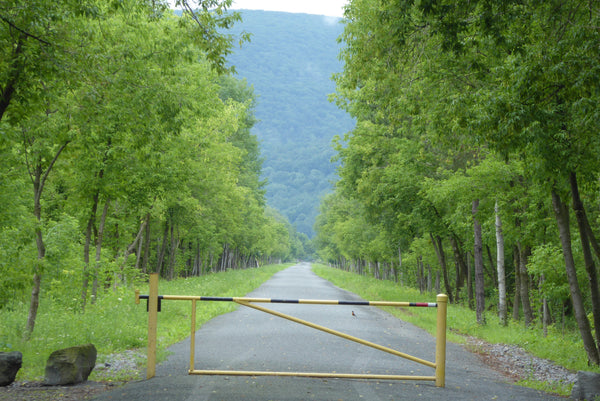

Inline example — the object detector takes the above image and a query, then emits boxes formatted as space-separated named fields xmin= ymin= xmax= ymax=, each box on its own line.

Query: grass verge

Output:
xmin=0 ymin=264 xmax=291 ymax=382
xmin=312 ymin=263 xmax=600 ymax=396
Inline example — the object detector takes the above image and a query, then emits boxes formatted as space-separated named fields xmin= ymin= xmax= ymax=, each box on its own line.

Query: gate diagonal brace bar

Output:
xmin=189 ymin=299 xmax=436 ymax=381
xmin=232 ymin=300 xmax=436 ymax=369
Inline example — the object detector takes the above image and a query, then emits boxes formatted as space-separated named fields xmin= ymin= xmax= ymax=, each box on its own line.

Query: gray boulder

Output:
xmin=571 ymin=370 xmax=600 ymax=401
xmin=0 ymin=351 xmax=22 ymax=386
xmin=44 ymin=344 xmax=97 ymax=386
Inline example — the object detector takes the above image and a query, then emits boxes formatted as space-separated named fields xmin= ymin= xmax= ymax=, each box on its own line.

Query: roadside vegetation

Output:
xmin=313 ymin=264 xmax=600 ymax=396
xmin=315 ymin=0 xmax=600 ymax=371
xmin=0 ymin=264 xmax=289 ymax=381
xmin=0 ymin=0 xmax=310 ymax=347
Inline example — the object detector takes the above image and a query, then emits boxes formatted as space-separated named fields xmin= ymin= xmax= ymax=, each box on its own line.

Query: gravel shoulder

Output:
xmin=464 ymin=336 xmax=576 ymax=386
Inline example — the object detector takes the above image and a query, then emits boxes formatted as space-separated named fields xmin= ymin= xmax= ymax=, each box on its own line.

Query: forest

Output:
xmin=0 ymin=0 xmax=307 ymax=338
xmin=314 ymin=0 xmax=600 ymax=365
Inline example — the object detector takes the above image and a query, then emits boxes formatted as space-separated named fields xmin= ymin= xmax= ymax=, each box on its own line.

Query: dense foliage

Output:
xmin=0 ymin=0 xmax=306 ymax=337
xmin=315 ymin=0 xmax=600 ymax=365
xmin=226 ymin=10 xmax=355 ymax=237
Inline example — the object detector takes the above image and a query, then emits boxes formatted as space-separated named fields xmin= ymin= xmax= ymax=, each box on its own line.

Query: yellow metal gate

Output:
xmin=136 ymin=273 xmax=448 ymax=387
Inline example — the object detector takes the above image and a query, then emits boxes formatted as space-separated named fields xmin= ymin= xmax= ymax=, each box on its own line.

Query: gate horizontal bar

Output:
xmin=189 ymin=369 xmax=436 ymax=381
xmin=137 ymin=294 xmax=437 ymax=307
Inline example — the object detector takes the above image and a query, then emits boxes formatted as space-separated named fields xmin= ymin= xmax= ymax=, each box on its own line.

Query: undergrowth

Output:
xmin=0 ymin=264 xmax=290 ymax=381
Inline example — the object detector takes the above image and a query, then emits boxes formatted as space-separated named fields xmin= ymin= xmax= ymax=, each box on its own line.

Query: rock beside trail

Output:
xmin=0 ymin=351 xmax=22 ymax=386
xmin=571 ymin=370 xmax=600 ymax=401
xmin=44 ymin=344 xmax=97 ymax=386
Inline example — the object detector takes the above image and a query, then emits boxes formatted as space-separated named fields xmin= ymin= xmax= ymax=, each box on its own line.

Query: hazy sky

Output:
xmin=231 ymin=0 xmax=348 ymax=17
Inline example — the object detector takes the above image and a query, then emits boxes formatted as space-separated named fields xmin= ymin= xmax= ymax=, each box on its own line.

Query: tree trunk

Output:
xmin=121 ymin=208 xmax=147 ymax=280
xmin=473 ymin=199 xmax=485 ymax=325
xmin=467 ymin=252 xmax=473 ymax=309
xmin=25 ymin=269 xmax=42 ymax=335
xmin=427 ymin=264 xmax=432 ymax=293
xmin=541 ymin=275 xmax=551 ymax=337
xmin=584 ymin=212 xmax=600 ymax=261
xmin=26 ymin=164 xmax=45 ymax=338
xmin=224 ymin=244 xmax=230 ymax=271
xmin=82 ymin=190 xmax=99 ymax=311
xmin=186 ymin=241 xmax=193 ymax=276
xmin=430 ymin=234 xmax=453 ymax=302
xmin=450 ymin=235 xmax=466 ymax=302
xmin=495 ymin=201 xmax=507 ymax=325
xmin=130 ymin=219 xmax=148 ymax=272
xmin=542 ymin=297 xmax=550 ymax=338
xmin=570 ymin=172 xmax=600 ymax=348
xmin=517 ymin=242 xmax=534 ymax=326
xmin=25 ymin=142 xmax=68 ymax=338
xmin=397 ymin=247 xmax=402 ymax=284
xmin=512 ymin=245 xmax=521 ymax=321
xmin=156 ymin=220 xmax=169 ymax=275
xmin=141 ymin=213 xmax=151 ymax=274
xmin=168 ymin=223 xmax=176 ymax=279
xmin=552 ymin=189 xmax=599 ymax=365
xmin=418 ymin=256 xmax=424 ymax=294
xmin=91 ymin=200 xmax=109 ymax=303
xmin=485 ymin=245 xmax=498 ymax=287
xmin=192 ymin=241 xmax=201 ymax=276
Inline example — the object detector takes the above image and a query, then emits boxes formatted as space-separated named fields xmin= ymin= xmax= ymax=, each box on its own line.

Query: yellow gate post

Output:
xmin=435 ymin=293 xmax=448 ymax=387
xmin=190 ymin=299 xmax=197 ymax=373
xmin=147 ymin=273 xmax=159 ymax=379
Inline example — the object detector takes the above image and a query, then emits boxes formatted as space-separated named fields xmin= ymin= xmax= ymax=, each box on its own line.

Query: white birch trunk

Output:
xmin=495 ymin=200 xmax=507 ymax=325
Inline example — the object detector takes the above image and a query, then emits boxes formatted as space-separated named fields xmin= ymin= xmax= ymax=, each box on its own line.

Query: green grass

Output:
xmin=0 ymin=264 xmax=290 ymax=381
xmin=312 ymin=263 xmax=600 ymax=396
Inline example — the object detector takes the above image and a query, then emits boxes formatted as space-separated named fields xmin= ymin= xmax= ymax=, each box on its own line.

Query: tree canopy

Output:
xmin=316 ymin=0 xmax=600 ymax=365
xmin=0 ymin=0 xmax=305 ymax=337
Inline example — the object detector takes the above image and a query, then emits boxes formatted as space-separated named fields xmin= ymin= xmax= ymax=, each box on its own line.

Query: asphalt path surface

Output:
xmin=93 ymin=263 xmax=564 ymax=400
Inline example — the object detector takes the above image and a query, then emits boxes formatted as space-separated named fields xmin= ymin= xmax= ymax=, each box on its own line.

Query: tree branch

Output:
xmin=38 ymin=141 xmax=70 ymax=196
xmin=0 ymin=15 xmax=53 ymax=46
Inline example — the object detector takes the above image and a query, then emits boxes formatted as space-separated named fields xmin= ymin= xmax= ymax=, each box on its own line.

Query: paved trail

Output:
xmin=93 ymin=263 xmax=563 ymax=400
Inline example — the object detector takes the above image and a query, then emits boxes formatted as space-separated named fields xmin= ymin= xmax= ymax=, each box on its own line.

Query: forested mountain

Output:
xmin=226 ymin=10 xmax=355 ymax=237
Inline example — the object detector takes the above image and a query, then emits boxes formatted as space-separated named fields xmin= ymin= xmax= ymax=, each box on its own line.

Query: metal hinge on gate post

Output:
xmin=135 ymin=290 xmax=162 ymax=312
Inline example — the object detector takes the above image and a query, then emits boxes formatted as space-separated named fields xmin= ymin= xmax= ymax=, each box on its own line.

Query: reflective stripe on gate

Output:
xmin=136 ymin=273 xmax=448 ymax=387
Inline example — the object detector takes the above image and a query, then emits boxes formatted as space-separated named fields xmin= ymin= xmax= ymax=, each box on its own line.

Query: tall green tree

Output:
xmin=0 ymin=0 xmax=253 ymax=336
xmin=319 ymin=0 xmax=600 ymax=364
xmin=0 ymin=0 xmax=99 ymax=337
xmin=462 ymin=0 xmax=600 ymax=364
